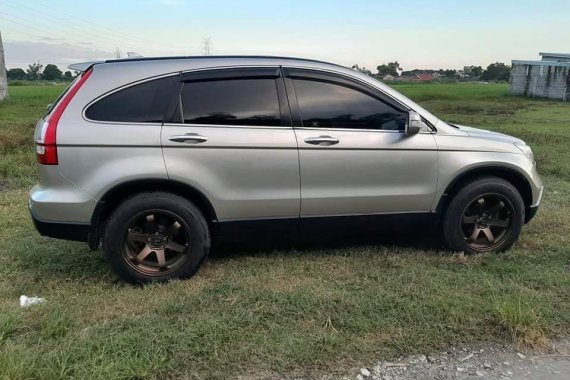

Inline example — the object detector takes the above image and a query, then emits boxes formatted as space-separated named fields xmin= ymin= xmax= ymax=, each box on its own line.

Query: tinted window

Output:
xmin=181 ymin=79 xmax=281 ymax=126
xmin=293 ymin=79 xmax=407 ymax=131
xmin=85 ymin=77 xmax=172 ymax=122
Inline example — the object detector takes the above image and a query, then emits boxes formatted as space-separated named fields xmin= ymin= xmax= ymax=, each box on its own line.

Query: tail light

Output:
xmin=36 ymin=69 xmax=93 ymax=165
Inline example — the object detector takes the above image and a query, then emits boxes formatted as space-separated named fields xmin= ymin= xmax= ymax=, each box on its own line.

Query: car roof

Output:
xmin=69 ymin=55 xmax=347 ymax=72
xmin=69 ymin=55 xmax=444 ymax=128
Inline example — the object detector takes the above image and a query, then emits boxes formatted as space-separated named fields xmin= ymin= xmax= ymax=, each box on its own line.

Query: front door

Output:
xmin=284 ymin=69 xmax=438 ymax=217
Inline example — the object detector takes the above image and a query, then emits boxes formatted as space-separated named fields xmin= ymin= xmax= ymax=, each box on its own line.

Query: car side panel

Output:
xmin=434 ymin=135 xmax=543 ymax=209
xmin=56 ymin=117 xmax=167 ymax=222
xmin=29 ymin=165 xmax=97 ymax=223
xmin=295 ymin=129 xmax=439 ymax=216
xmin=161 ymin=125 xmax=300 ymax=221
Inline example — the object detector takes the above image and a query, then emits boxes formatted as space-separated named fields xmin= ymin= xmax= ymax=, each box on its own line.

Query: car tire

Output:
xmin=442 ymin=177 xmax=525 ymax=254
xmin=102 ymin=192 xmax=210 ymax=284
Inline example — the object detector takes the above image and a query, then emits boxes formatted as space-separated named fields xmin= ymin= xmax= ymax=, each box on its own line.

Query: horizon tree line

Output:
xmin=6 ymin=59 xmax=513 ymax=83
xmin=352 ymin=61 xmax=511 ymax=81
xmin=6 ymin=62 xmax=76 ymax=82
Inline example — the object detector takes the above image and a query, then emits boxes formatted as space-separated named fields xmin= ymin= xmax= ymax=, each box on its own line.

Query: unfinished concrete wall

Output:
xmin=0 ymin=31 xmax=7 ymax=101
xmin=510 ymin=63 xmax=569 ymax=101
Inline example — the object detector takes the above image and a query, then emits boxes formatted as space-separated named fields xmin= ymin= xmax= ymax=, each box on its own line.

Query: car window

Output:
xmin=292 ymin=79 xmax=407 ymax=131
xmin=85 ymin=77 xmax=173 ymax=123
xmin=180 ymin=79 xmax=281 ymax=127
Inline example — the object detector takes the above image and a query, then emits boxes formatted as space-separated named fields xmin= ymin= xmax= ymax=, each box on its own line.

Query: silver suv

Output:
xmin=30 ymin=56 xmax=543 ymax=283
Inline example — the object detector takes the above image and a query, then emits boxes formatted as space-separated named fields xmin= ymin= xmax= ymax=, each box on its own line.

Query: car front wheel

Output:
xmin=442 ymin=177 xmax=525 ymax=254
xmin=102 ymin=192 xmax=210 ymax=284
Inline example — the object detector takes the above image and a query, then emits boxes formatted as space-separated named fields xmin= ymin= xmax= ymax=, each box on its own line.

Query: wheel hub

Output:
xmin=147 ymin=231 xmax=168 ymax=249
xmin=476 ymin=212 xmax=489 ymax=228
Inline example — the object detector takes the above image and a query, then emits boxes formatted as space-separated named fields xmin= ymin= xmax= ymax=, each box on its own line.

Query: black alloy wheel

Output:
xmin=442 ymin=177 xmax=525 ymax=254
xmin=123 ymin=210 xmax=191 ymax=276
xmin=103 ymin=192 xmax=210 ymax=284
xmin=460 ymin=193 xmax=513 ymax=252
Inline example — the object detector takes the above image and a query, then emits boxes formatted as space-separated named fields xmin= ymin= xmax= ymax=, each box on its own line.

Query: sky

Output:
xmin=1 ymin=0 xmax=569 ymax=71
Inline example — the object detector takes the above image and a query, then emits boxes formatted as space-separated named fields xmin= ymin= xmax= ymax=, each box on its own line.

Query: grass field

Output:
xmin=0 ymin=83 xmax=569 ymax=379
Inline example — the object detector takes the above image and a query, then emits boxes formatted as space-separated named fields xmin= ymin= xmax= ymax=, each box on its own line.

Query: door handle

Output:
xmin=304 ymin=135 xmax=339 ymax=146
xmin=168 ymin=133 xmax=208 ymax=144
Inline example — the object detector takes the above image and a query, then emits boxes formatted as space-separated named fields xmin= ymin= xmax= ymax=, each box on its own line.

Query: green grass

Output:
xmin=494 ymin=293 xmax=549 ymax=350
xmin=0 ymin=83 xmax=569 ymax=379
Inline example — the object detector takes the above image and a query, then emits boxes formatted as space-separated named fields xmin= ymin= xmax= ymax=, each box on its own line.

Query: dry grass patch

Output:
xmin=494 ymin=294 xmax=551 ymax=351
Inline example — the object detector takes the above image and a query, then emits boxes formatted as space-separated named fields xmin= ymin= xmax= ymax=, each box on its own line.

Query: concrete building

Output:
xmin=510 ymin=52 xmax=570 ymax=101
xmin=0 ymin=31 xmax=7 ymax=101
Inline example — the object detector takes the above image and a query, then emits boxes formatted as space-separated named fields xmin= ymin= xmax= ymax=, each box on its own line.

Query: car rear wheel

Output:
xmin=442 ymin=177 xmax=525 ymax=254
xmin=103 ymin=192 xmax=210 ymax=284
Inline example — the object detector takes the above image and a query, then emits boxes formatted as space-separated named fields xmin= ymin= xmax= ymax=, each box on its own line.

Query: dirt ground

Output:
xmin=345 ymin=338 xmax=570 ymax=380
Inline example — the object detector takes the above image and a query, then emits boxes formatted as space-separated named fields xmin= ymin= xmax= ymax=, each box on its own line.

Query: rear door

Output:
xmin=161 ymin=67 xmax=300 ymax=221
xmin=283 ymin=68 xmax=438 ymax=217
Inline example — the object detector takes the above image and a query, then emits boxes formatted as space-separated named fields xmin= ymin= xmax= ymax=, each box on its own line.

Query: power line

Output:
xmin=0 ymin=16 xmax=116 ymax=51
xmin=0 ymin=0 xmax=209 ymax=61
xmin=0 ymin=0 xmax=149 ymax=48
xmin=0 ymin=0 xmax=198 ymax=52
xmin=0 ymin=7 xmax=143 ymax=53
xmin=0 ymin=25 xmax=55 ymax=42
xmin=28 ymin=0 xmax=187 ymax=49
xmin=0 ymin=8 xmax=132 ymax=51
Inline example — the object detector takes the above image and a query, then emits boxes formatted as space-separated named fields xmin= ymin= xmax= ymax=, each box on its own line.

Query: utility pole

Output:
xmin=0 ymin=30 xmax=7 ymax=101
xmin=201 ymin=37 xmax=212 ymax=56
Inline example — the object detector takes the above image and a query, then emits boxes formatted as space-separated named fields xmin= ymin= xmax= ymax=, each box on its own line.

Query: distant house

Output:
xmin=511 ymin=52 xmax=570 ymax=101
xmin=457 ymin=70 xmax=469 ymax=79
xmin=415 ymin=73 xmax=435 ymax=81
xmin=382 ymin=74 xmax=395 ymax=81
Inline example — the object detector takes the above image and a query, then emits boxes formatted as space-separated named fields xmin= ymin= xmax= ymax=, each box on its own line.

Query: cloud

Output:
xmin=39 ymin=37 xmax=65 ymax=42
xmin=4 ymin=41 xmax=112 ymax=69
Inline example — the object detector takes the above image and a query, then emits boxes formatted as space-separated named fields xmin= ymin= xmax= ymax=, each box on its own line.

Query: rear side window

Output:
xmin=293 ymin=79 xmax=407 ymax=131
xmin=85 ymin=76 xmax=174 ymax=123
xmin=180 ymin=79 xmax=281 ymax=126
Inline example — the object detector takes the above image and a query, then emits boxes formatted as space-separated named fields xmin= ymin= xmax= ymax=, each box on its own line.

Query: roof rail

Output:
xmin=100 ymin=55 xmax=347 ymax=68
xmin=69 ymin=55 xmax=348 ymax=72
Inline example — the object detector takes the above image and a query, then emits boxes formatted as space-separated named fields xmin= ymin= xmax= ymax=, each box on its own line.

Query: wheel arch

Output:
xmin=88 ymin=179 xmax=218 ymax=250
xmin=436 ymin=165 xmax=533 ymax=222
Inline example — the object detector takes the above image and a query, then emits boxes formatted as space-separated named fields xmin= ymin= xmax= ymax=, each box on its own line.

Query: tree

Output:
xmin=26 ymin=62 xmax=43 ymax=81
xmin=481 ymin=62 xmax=511 ymax=81
xmin=464 ymin=65 xmax=483 ymax=77
xmin=351 ymin=64 xmax=373 ymax=77
xmin=7 ymin=68 xmax=27 ymax=80
xmin=42 ymin=64 xmax=63 ymax=81
xmin=444 ymin=69 xmax=457 ymax=77
xmin=63 ymin=71 xmax=73 ymax=81
xmin=471 ymin=66 xmax=483 ymax=77
xmin=377 ymin=61 xmax=402 ymax=77
xmin=0 ymin=30 xmax=7 ymax=100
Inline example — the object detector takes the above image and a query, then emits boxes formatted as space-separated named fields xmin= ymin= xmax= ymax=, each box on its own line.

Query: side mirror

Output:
xmin=406 ymin=111 xmax=422 ymax=135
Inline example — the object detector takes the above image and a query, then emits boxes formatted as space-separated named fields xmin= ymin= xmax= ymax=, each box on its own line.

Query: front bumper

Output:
xmin=525 ymin=185 xmax=543 ymax=223
xmin=526 ymin=205 xmax=539 ymax=223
